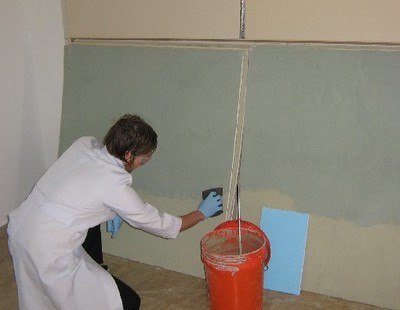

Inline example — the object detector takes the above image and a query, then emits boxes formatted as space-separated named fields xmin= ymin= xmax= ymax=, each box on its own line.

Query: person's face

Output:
xmin=124 ymin=150 xmax=154 ymax=173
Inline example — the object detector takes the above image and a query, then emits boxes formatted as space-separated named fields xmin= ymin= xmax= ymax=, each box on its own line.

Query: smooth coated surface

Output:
xmin=244 ymin=46 xmax=400 ymax=226
xmin=62 ymin=44 xmax=400 ymax=224
xmin=60 ymin=43 xmax=400 ymax=308
xmin=0 ymin=225 xmax=387 ymax=310
xmin=61 ymin=44 xmax=241 ymax=199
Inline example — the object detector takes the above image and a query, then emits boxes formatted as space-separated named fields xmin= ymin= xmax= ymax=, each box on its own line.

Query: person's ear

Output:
xmin=124 ymin=151 xmax=134 ymax=164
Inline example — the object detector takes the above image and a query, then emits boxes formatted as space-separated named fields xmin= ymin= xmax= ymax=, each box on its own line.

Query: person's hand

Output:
xmin=198 ymin=192 xmax=223 ymax=219
xmin=106 ymin=215 xmax=123 ymax=238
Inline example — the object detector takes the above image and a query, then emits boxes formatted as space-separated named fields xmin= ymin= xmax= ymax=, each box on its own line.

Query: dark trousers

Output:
xmin=83 ymin=225 xmax=141 ymax=310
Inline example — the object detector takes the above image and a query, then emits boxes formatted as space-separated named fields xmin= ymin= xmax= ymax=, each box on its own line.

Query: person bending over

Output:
xmin=7 ymin=114 xmax=222 ymax=310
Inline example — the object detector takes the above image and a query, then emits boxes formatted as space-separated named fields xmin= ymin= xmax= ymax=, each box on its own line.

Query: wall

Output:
xmin=2 ymin=0 xmax=398 ymax=308
xmin=242 ymin=45 xmax=400 ymax=309
xmin=247 ymin=0 xmax=400 ymax=43
xmin=64 ymin=0 xmax=238 ymax=40
xmin=60 ymin=43 xmax=400 ymax=309
xmin=0 ymin=0 xmax=64 ymax=225
xmin=64 ymin=0 xmax=400 ymax=43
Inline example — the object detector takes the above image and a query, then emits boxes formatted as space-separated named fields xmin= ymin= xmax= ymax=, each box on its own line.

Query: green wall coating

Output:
xmin=243 ymin=46 xmax=400 ymax=226
xmin=60 ymin=44 xmax=400 ymax=309
xmin=61 ymin=45 xmax=243 ymax=198
xmin=61 ymin=44 xmax=400 ymax=227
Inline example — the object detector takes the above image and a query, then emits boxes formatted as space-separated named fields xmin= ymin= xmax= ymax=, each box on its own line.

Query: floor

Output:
xmin=0 ymin=225 xmax=387 ymax=310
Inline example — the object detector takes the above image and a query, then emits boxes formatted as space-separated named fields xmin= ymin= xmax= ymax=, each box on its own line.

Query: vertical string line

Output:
xmin=226 ymin=51 xmax=249 ymax=221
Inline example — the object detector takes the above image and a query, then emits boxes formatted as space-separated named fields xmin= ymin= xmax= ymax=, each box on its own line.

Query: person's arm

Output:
xmin=179 ymin=210 xmax=205 ymax=232
xmin=179 ymin=191 xmax=223 ymax=232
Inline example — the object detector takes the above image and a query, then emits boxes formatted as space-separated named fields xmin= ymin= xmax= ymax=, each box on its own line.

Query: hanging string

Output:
xmin=226 ymin=51 xmax=249 ymax=221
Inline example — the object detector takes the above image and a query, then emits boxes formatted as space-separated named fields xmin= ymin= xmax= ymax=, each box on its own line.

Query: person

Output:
xmin=7 ymin=114 xmax=223 ymax=310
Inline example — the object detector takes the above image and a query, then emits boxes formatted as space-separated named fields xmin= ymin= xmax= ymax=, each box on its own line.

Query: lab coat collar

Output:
xmin=100 ymin=146 xmax=125 ymax=169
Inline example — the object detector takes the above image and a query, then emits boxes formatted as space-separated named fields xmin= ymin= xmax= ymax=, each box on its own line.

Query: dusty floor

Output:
xmin=0 ymin=225 xmax=387 ymax=309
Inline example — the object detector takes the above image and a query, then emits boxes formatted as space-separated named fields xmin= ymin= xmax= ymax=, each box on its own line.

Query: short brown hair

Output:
xmin=103 ymin=114 xmax=158 ymax=162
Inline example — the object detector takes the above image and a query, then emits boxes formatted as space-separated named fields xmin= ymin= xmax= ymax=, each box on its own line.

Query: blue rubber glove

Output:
xmin=106 ymin=215 xmax=123 ymax=238
xmin=198 ymin=191 xmax=223 ymax=219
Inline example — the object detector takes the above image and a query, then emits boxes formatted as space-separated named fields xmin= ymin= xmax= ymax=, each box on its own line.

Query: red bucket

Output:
xmin=201 ymin=220 xmax=271 ymax=310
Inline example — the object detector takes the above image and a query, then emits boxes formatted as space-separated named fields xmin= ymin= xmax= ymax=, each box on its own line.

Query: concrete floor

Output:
xmin=0 ymin=225 xmax=388 ymax=309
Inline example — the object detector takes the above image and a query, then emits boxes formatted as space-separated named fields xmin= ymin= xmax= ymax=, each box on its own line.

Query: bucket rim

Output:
xmin=201 ymin=222 xmax=272 ymax=266
xmin=200 ymin=226 xmax=268 ymax=258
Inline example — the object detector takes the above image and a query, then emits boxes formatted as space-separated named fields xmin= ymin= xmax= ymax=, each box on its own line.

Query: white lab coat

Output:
xmin=7 ymin=137 xmax=182 ymax=310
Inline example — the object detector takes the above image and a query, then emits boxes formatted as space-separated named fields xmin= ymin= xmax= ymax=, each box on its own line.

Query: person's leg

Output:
xmin=82 ymin=225 xmax=104 ymax=265
xmin=83 ymin=225 xmax=139 ymax=308
xmin=112 ymin=276 xmax=141 ymax=310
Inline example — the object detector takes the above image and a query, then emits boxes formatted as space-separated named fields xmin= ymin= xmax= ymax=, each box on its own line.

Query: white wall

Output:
xmin=0 ymin=1 xmax=64 ymax=226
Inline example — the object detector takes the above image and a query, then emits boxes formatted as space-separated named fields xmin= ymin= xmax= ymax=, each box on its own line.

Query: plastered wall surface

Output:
xmin=60 ymin=45 xmax=243 ymax=197
xmin=61 ymin=43 xmax=400 ymax=309
xmin=240 ymin=46 xmax=400 ymax=308
xmin=239 ymin=191 xmax=400 ymax=309
xmin=243 ymin=46 xmax=400 ymax=226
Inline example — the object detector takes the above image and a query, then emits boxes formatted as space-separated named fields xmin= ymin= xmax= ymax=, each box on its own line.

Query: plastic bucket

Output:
xmin=201 ymin=220 xmax=271 ymax=310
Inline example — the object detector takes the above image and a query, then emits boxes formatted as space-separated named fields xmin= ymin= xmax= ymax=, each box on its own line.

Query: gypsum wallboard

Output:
xmin=60 ymin=44 xmax=245 ymax=199
xmin=242 ymin=45 xmax=400 ymax=226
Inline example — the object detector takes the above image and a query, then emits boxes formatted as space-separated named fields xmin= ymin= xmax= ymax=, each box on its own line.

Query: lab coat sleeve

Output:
xmin=104 ymin=183 xmax=182 ymax=239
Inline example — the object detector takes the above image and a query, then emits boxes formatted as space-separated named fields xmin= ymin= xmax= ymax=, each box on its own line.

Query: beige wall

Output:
xmin=239 ymin=190 xmax=400 ymax=309
xmin=64 ymin=0 xmax=239 ymax=40
xmin=103 ymin=190 xmax=400 ymax=309
xmin=247 ymin=0 xmax=400 ymax=43
xmin=65 ymin=0 xmax=400 ymax=43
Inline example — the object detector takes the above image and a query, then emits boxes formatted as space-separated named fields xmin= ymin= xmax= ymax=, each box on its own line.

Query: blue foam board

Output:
xmin=260 ymin=207 xmax=309 ymax=295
